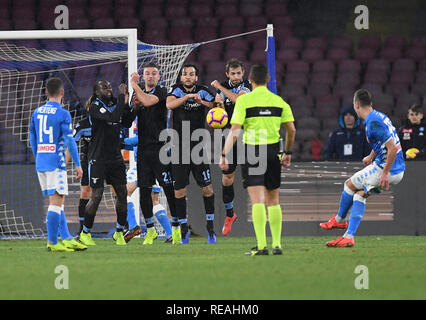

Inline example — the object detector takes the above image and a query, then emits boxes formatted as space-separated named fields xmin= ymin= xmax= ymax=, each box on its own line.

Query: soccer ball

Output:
xmin=206 ymin=107 xmax=228 ymax=129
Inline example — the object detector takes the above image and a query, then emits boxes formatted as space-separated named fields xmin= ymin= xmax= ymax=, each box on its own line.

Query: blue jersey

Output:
xmin=364 ymin=110 xmax=405 ymax=174
xmin=29 ymin=101 xmax=74 ymax=172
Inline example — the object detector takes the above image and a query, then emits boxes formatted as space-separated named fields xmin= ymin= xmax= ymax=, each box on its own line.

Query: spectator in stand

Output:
xmin=324 ymin=105 xmax=371 ymax=161
xmin=398 ymin=104 xmax=425 ymax=160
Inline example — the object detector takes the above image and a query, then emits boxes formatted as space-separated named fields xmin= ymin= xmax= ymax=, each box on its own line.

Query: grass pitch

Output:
xmin=1 ymin=236 xmax=425 ymax=300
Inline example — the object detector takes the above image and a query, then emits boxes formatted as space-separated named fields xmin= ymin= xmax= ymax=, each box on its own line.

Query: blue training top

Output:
xmin=30 ymin=101 xmax=80 ymax=172
xmin=364 ymin=109 xmax=405 ymax=175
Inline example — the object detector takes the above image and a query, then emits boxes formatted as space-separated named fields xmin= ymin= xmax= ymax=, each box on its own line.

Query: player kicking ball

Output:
xmin=320 ymin=89 xmax=405 ymax=247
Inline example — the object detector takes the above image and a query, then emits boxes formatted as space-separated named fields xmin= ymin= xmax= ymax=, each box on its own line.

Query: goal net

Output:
xmin=0 ymin=26 xmax=275 ymax=240
xmin=0 ymin=29 xmax=198 ymax=239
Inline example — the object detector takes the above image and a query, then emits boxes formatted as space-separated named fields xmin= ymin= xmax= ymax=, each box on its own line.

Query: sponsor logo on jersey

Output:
xmin=259 ymin=109 xmax=272 ymax=115
xmin=38 ymin=144 xmax=56 ymax=153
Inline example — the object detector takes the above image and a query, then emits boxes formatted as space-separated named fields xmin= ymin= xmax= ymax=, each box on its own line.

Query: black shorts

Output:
xmin=172 ymin=162 xmax=212 ymax=190
xmin=241 ymin=143 xmax=282 ymax=190
xmin=80 ymin=158 xmax=89 ymax=186
xmin=137 ymin=148 xmax=173 ymax=189
xmin=88 ymin=158 xmax=127 ymax=188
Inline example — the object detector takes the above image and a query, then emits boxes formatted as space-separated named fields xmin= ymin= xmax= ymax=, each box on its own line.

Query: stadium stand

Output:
xmin=0 ymin=0 xmax=425 ymax=162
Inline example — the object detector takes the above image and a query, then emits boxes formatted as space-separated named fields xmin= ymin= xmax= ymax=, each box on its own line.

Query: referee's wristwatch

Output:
xmin=283 ymin=150 xmax=292 ymax=155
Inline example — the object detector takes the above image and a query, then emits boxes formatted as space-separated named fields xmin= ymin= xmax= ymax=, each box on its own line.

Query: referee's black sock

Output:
xmin=78 ymin=198 xmax=90 ymax=233
xmin=222 ymin=184 xmax=235 ymax=218
xmin=203 ymin=194 xmax=215 ymax=231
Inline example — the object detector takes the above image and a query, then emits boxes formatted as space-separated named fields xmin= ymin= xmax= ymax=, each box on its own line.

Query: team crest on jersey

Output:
xmin=100 ymin=107 xmax=106 ymax=113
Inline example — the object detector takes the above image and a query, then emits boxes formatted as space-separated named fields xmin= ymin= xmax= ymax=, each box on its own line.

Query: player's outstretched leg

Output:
xmin=320 ymin=182 xmax=354 ymax=230
xmin=327 ymin=192 xmax=366 ymax=247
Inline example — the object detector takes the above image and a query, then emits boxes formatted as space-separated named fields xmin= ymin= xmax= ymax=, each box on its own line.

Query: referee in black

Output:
xmin=79 ymin=80 xmax=133 ymax=246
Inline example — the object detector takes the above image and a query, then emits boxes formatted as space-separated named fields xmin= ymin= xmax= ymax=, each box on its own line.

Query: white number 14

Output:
xmin=37 ymin=114 xmax=53 ymax=143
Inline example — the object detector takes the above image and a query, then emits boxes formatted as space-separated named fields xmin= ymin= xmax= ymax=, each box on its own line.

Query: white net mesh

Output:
xmin=0 ymin=35 xmax=197 ymax=239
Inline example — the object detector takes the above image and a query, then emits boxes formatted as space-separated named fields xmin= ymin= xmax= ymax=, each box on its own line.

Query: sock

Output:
xmin=46 ymin=205 xmax=61 ymax=245
xmin=126 ymin=197 xmax=138 ymax=230
xmin=78 ymin=198 xmax=89 ymax=232
xmin=175 ymin=196 xmax=187 ymax=220
xmin=179 ymin=218 xmax=188 ymax=235
xmin=140 ymin=214 xmax=147 ymax=234
xmin=336 ymin=184 xmax=355 ymax=222
xmin=252 ymin=203 xmax=267 ymax=250
xmin=59 ymin=206 xmax=73 ymax=241
xmin=153 ymin=204 xmax=172 ymax=237
xmin=346 ymin=194 xmax=366 ymax=237
xmin=140 ymin=187 xmax=154 ymax=228
xmin=268 ymin=205 xmax=283 ymax=248
xmin=171 ymin=216 xmax=180 ymax=228
xmin=222 ymin=184 xmax=235 ymax=218
xmin=203 ymin=195 xmax=215 ymax=231
xmin=116 ymin=223 xmax=125 ymax=233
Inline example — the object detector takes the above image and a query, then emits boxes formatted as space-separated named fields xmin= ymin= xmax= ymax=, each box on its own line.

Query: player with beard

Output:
xmin=126 ymin=62 xmax=178 ymax=245
xmin=78 ymin=80 xmax=133 ymax=246
xmin=166 ymin=64 xmax=216 ymax=244
xmin=211 ymin=58 xmax=252 ymax=236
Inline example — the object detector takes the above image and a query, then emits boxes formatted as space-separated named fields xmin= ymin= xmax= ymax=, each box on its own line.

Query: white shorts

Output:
xmin=37 ymin=169 xmax=68 ymax=196
xmin=126 ymin=166 xmax=161 ymax=193
xmin=126 ymin=167 xmax=138 ymax=184
xmin=350 ymin=163 xmax=404 ymax=195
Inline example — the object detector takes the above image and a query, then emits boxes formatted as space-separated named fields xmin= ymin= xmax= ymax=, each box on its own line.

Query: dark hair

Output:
xmin=84 ymin=79 xmax=110 ymax=110
xmin=144 ymin=61 xmax=159 ymax=70
xmin=180 ymin=64 xmax=199 ymax=76
xmin=408 ymin=104 xmax=423 ymax=114
xmin=45 ymin=77 xmax=63 ymax=97
xmin=226 ymin=58 xmax=244 ymax=73
xmin=249 ymin=64 xmax=269 ymax=85
xmin=353 ymin=89 xmax=372 ymax=107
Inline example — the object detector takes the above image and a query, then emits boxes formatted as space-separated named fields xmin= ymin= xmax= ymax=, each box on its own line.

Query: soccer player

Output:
xmin=71 ymin=104 xmax=92 ymax=235
xmin=128 ymin=62 xmax=178 ymax=245
xmin=320 ymin=89 xmax=405 ymax=247
xmin=166 ymin=64 xmax=216 ymax=244
xmin=211 ymin=58 xmax=252 ymax=236
xmin=78 ymin=80 xmax=133 ymax=246
xmin=29 ymin=77 xmax=87 ymax=252
xmin=220 ymin=64 xmax=296 ymax=256
xmin=123 ymin=132 xmax=173 ymax=243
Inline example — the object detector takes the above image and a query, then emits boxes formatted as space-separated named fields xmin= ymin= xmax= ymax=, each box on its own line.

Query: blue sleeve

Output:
xmin=370 ymin=121 xmax=391 ymax=144
xmin=29 ymin=114 xmax=37 ymax=158
xmin=64 ymin=135 xmax=81 ymax=167
xmin=61 ymin=112 xmax=81 ymax=166
xmin=200 ymin=89 xmax=215 ymax=102
xmin=124 ymin=136 xmax=138 ymax=150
